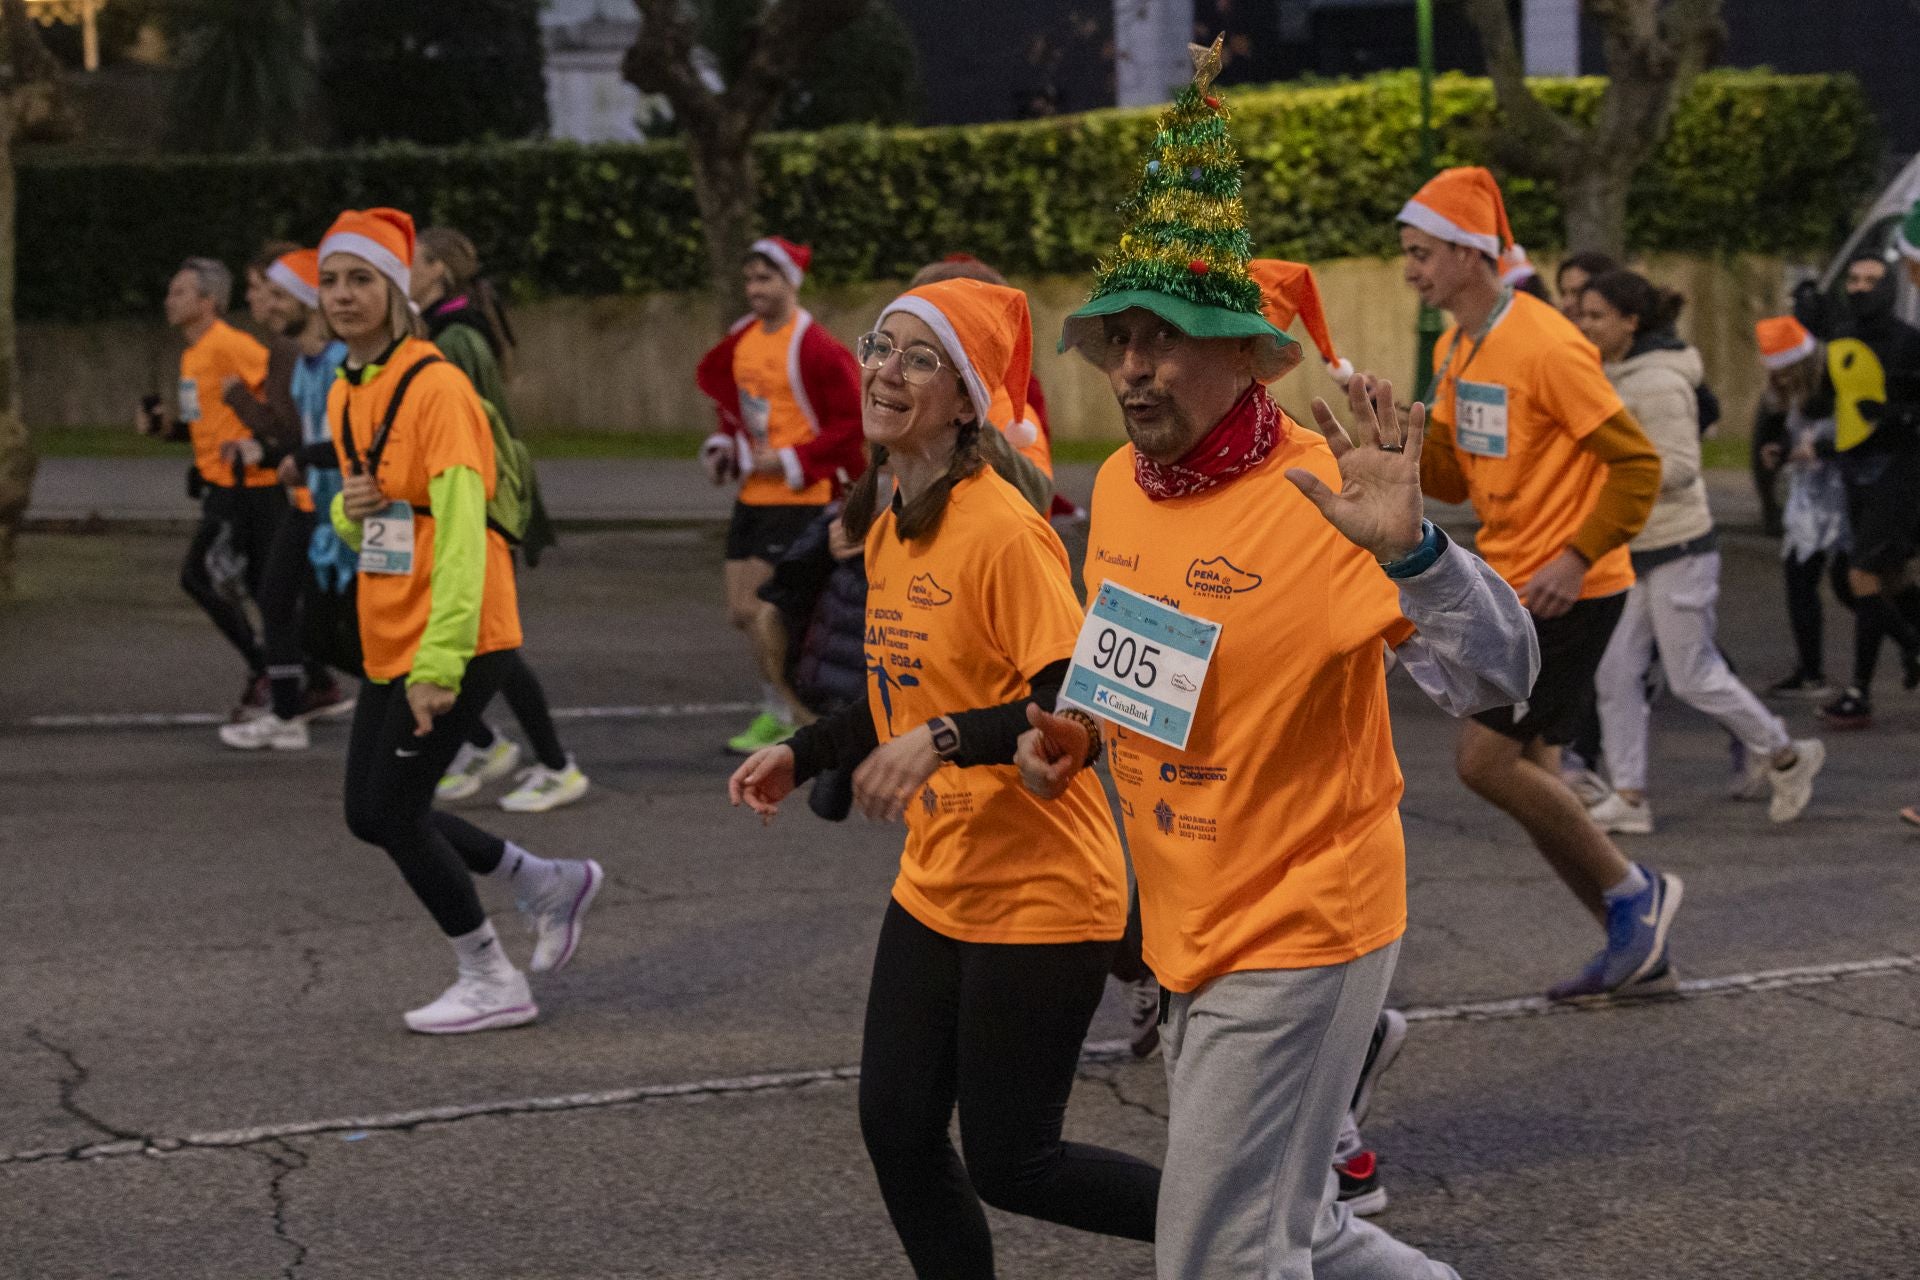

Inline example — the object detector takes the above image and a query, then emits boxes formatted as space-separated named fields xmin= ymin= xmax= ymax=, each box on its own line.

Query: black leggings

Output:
xmin=858 ymin=901 xmax=1159 ymax=1278
xmin=464 ymin=650 xmax=568 ymax=770
xmin=259 ymin=507 xmax=363 ymax=719
xmin=343 ymin=650 xmax=517 ymax=937
xmin=180 ymin=485 xmax=285 ymax=674
xmin=1783 ymin=549 xmax=1855 ymax=681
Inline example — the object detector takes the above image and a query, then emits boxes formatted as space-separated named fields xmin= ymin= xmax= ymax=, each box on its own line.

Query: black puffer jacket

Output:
xmin=758 ymin=505 xmax=867 ymax=714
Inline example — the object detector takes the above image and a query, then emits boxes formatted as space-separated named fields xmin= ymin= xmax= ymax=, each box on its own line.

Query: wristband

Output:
xmin=1380 ymin=520 xmax=1447 ymax=580
xmin=1057 ymin=707 xmax=1103 ymax=767
xmin=927 ymin=716 xmax=960 ymax=761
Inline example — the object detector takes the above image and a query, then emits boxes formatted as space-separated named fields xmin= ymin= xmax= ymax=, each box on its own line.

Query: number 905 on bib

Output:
xmin=1060 ymin=581 xmax=1222 ymax=751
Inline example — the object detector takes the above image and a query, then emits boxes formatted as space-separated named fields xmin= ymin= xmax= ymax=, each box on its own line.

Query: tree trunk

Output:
xmin=686 ymin=119 xmax=759 ymax=321
xmin=0 ymin=97 xmax=33 ymax=597
xmin=1557 ymin=155 xmax=1632 ymax=258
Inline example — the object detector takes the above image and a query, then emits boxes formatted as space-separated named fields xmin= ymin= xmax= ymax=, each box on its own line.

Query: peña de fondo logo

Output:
xmin=1185 ymin=556 xmax=1261 ymax=597
xmin=907 ymin=573 xmax=954 ymax=608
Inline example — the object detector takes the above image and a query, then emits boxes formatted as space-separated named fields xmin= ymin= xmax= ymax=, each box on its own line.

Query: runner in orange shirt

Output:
xmin=730 ymin=278 xmax=1158 ymax=1275
xmin=1400 ymin=167 xmax=1683 ymax=1001
xmin=1013 ymin=45 xmax=1535 ymax=1278
xmin=320 ymin=207 xmax=603 ymax=1035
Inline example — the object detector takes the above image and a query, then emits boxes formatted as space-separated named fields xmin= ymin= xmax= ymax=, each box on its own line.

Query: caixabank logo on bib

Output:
xmin=1185 ymin=557 xmax=1262 ymax=598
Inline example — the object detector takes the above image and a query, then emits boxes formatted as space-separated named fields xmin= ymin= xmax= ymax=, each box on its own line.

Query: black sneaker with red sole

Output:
xmin=1335 ymin=1149 xmax=1388 ymax=1217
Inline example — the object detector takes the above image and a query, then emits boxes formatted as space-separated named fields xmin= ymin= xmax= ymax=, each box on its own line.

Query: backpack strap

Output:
xmin=343 ymin=354 xmax=444 ymax=476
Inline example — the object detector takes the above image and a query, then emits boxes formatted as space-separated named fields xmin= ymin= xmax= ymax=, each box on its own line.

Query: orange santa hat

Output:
xmin=1397 ymin=166 xmax=1514 ymax=260
xmin=266 ymin=248 xmax=320 ymax=311
xmin=1249 ymin=259 xmax=1354 ymax=386
xmin=877 ymin=277 xmax=1034 ymax=447
xmin=1755 ymin=315 xmax=1818 ymax=370
xmin=318 ymin=207 xmax=416 ymax=296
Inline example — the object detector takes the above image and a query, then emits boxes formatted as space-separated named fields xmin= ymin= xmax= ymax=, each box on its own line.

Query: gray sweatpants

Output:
xmin=1157 ymin=940 xmax=1461 ymax=1279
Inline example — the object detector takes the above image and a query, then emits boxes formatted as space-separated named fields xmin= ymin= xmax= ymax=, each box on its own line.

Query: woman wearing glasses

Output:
xmin=729 ymin=278 xmax=1160 ymax=1275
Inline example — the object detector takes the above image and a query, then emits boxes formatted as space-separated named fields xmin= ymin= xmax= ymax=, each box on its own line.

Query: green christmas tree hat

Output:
xmin=1061 ymin=35 xmax=1296 ymax=378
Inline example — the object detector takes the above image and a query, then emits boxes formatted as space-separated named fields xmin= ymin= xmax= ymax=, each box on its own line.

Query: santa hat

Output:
xmin=1249 ymin=259 xmax=1353 ymax=385
xmin=1898 ymin=199 xmax=1920 ymax=265
xmin=319 ymin=208 xmax=415 ymax=297
xmin=1397 ymin=166 xmax=1514 ymax=260
xmin=1755 ymin=315 xmax=1817 ymax=370
xmin=879 ymin=278 xmax=1032 ymax=441
xmin=750 ymin=236 xmax=811 ymax=288
xmin=1499 ymin=243 xmax=1539 ymax=288
xmin=266 ymin=249 xmax=320 ymax=310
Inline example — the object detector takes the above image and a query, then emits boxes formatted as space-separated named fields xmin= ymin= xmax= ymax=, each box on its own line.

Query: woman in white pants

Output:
xmin=1575 ymin=269 xmax=1825 ymax=833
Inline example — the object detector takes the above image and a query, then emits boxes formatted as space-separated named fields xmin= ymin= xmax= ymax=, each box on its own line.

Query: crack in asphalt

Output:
xmin=256 ymin=1139 xmax=311 ymax=1279
xmin=1780 ymin=986 xmax=1920 ymax=1033
xmin=297 ymin=947 xmax=324 ymax=1000
xmin=1078 ymin=1062 xmax=1169 ymax=1124
xmin=24 ymin=1027 xmax=146 ymax=1146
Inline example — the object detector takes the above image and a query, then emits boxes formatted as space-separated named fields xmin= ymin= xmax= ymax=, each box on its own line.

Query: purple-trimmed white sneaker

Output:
xmin=403 ymin=970 xmax=538 ymax=1035
xmin=523 ymin=859 xmax=605 ymax=974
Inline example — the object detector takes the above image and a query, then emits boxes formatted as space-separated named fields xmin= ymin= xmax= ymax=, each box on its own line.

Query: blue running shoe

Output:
xmin=1547 ymin=865 xmax=1684 ymax=1001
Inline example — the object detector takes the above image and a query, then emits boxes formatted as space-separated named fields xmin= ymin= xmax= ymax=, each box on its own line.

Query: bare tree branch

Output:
xmin=1459 ymin=0 xmax=1580 ymax=163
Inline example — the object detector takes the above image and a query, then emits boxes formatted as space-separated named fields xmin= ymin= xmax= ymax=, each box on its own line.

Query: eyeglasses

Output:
xmin=857 ymin=332 xmax=947 ymax=385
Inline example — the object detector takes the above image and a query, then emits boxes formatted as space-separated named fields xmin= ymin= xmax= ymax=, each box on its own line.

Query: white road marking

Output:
xmin=4 ymin=952 xmax=1912 ymax=1168
xmin=20 ymin=702 xmax=757 ymax=732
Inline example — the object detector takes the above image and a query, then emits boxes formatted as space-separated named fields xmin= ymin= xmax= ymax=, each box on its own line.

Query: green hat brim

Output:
xmin=1060 ymin=290 xmax=1299 ymax=381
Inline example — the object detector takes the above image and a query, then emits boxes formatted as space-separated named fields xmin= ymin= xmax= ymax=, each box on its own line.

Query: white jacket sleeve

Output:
xmin=1387 ymin=539 xmax=1540 ymax=717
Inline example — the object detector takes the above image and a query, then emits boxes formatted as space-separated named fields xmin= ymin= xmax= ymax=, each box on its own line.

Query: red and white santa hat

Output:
xmin=878 ymin=277 xmax=1033 ymax=441
xmin=266 ymin=248 xmax=320 ymax=310
xmin=1755 ymin=315 xmax=1818 ymax=370
xmin=318 ymin=208 xmax=415 ymax=297
xmin=1249 ymin=259 xmax=1353 ymax=385
xmin=1397 ymin=166 xmax=1514 ymax=260
xmin=750 ymin=236 xmax=812 ymax=289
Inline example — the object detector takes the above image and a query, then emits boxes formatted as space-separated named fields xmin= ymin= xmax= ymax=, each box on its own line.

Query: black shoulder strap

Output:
xmin=344 ymin=355 xmax=445 ymax=476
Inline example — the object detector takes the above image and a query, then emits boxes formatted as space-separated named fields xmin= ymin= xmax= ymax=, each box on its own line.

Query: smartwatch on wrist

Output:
xmin=927 ymin=716 xmax=960 ymax=762
xmin=1380 ymin=520 xmax=1448 ymax=580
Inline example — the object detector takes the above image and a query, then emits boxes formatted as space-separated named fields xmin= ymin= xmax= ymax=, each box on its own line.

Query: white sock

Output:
xmin=1602 ymin=864 xmax=1650 ymax=904
xmin=487 ymin=841 xmax=560 ymax=896
xmin=761 ymin=682 xmax=787 ymax=720
xmin=449 ymin=920 xmax=515 ymax=980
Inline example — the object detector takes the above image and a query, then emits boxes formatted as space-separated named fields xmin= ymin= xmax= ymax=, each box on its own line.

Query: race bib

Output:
xmin=1455 ymin=380 xmax=1509 ymax=458
xmin=738 ymin=390 xmax=772 ymax=444
xmin=1060 ymin=581 xmax=1221 ymax=751
xmin=359 ymin=501 xmax=416 ymax=576
xmin=178 ymin=377 xmax=202 ymax=424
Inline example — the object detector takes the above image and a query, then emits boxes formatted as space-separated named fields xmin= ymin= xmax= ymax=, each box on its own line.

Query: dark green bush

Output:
xmin=16 ymin=69 xmax=1878 ymax=323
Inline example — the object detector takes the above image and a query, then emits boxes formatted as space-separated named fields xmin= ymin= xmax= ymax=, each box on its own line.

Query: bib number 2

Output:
xmin=360 ymin=501 xmax=416 ymax=575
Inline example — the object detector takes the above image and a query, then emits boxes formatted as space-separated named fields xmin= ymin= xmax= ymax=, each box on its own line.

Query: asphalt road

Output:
xmin=2 ymin=503 xmax=1917 ymax=1279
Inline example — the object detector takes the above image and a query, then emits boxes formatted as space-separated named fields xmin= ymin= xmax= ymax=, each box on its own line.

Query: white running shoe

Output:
xmin=521 ymin=859 xmax=605 ymax=974
xmin=402 ymin=969 xmax=538 ymax=1035
xmin=1562 ymin=766 xmax=1611 ymax=808
xmin=1728 ymin=752 xmax=1771 ymax=801
xmin=1587 ymin=790 xmax=1654 ymax=835
xmin=438 ymin=735 xmax=521 ymax=801
xmin=218 ymin=714 xmax=310 ymax=752
xmin=499 ymin=758 xmax=591 ymax=814
xmin=1768 ymin=739 xmax=1826 ymax=824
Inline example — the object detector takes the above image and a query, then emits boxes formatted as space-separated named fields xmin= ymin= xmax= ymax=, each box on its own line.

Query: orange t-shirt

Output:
xmin=329 ymin=338 xmax=522 ymax=680
xmin=1428 ymin=290 xmax=1632 ymax=600
xmin=1082 ymin=422 xmax=1414 ymax=992
xmin=865 ymin=468 xmax=1127 ymax=944
xmin=179 ymin=320 xmax=274 ymax=488
xmin=734 ymin=316 xmax=832 ymax=507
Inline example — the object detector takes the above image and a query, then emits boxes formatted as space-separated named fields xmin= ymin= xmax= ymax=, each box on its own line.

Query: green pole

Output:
xmin=1413 ymin=0 xmax=1444 ymax=400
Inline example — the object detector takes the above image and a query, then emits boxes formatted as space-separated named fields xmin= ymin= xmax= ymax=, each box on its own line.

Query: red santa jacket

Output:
xmin=695 ymin=309 xmax=866 ymax=495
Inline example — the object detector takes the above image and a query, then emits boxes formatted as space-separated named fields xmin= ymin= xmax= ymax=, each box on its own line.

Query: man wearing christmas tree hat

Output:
xmin=1020 ymin=37 xmax=1538 ymax=1279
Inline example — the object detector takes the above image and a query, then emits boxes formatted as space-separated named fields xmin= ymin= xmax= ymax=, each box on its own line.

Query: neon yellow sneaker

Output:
xmin=727 ymin=711 xmax=794 ymax=756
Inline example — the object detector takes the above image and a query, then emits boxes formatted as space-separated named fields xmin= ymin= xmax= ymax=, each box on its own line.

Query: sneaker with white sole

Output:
xmin=438 ymin=735 xmax=521 ymax=801
xmin=1334 ymin=1149 xmax=1389 ymax=1217
xmin=1728 ymin=752 xmax=1771 ymax=801
xmin=520 ymin=858 xmax=605 ymax=973
xmin=218 ymin=714 xmax=310 ymax=752
xmin=1562 ymin=766 xmax=1612 ymax=808
xmin=402 ymin=969 xmax=538 ymax=1034
xmin=1767 ymin=739 xmax=1825 ymax=824
xmin=1547 ymin=865 xmax=1683 ymax=1001
xmin=499 ymin=758 xmax=591 ymax=814
xmin=1587 ymin=790 xmax=1653 ymax=835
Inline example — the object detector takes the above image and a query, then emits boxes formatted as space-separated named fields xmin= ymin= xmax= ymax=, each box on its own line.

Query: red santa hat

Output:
xmin=266 ymin=248 xmax=320 ymax=310
xmin=318 ymin=208 xmax=415 ymax=297
xmin=1397 ymin=166 xmax=1514 ymax=260
xmin=878 ymin=277 xmax=1033 ymax=442
xmin=1755 ymin=315 xmax=1818 ymax=370
xmin=750 ymin=236 xmax=812 ymax=288
xmin=1249 ymin=259 xmax=1353 ymax=386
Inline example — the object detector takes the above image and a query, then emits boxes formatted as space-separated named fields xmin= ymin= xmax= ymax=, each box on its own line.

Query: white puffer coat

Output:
xmin=1604 ymin=344 xmax=1712 ymax=553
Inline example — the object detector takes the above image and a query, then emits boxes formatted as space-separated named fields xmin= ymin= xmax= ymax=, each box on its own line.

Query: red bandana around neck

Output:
xmin=1132 ymin=381 xmax=1282 ymax=501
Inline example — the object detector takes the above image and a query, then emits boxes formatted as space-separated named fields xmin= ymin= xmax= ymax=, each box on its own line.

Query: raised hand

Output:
xmin=1285 ymin=374 xmax=1426 ymax=564
xmin=1015 ymin=703 xmax=1086 ymax=801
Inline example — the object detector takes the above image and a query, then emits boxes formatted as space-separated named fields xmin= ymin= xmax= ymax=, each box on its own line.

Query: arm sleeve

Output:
xmin=1418 ymin=413 xmax=1470 ymax=504
xmin=948 ymin=659 xmax=1068 ymax=767
xmin=1390 ymin=537 xmax=1541 ymax=716
xmin=407 ymin=465 xmax=487 ymax=693
xmin=298 ymin=440 xmax=342 ymax=470
xmin=1568 ymin=409 xmax=1662 ymax=566
xmin=789 ymin=337 xmax=866 ymax=487
xmin=787 ymin=697 xmax=881 ymax=784
xmin=329 ymin=491 xmax=363 ymax=551
xmin=222 ymin=382 xmax=276 ymax=436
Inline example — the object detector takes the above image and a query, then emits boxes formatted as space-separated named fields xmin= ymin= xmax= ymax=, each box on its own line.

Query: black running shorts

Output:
xmin=726 ymin=500 xmax=827 ymax=564
xmin=1471 ymin=590 xmax=1627 ymax=746
xmin=1840 ymin=448 xmax=1920 ymax=576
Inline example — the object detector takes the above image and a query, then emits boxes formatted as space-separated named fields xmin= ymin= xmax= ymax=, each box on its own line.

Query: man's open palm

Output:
xmin=1286 ymin=375 xmax=1426 ymax=565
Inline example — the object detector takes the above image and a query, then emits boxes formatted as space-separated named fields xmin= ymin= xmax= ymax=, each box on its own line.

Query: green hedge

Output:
xmin=16 ymin=69 xmax=1879 ymax=323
